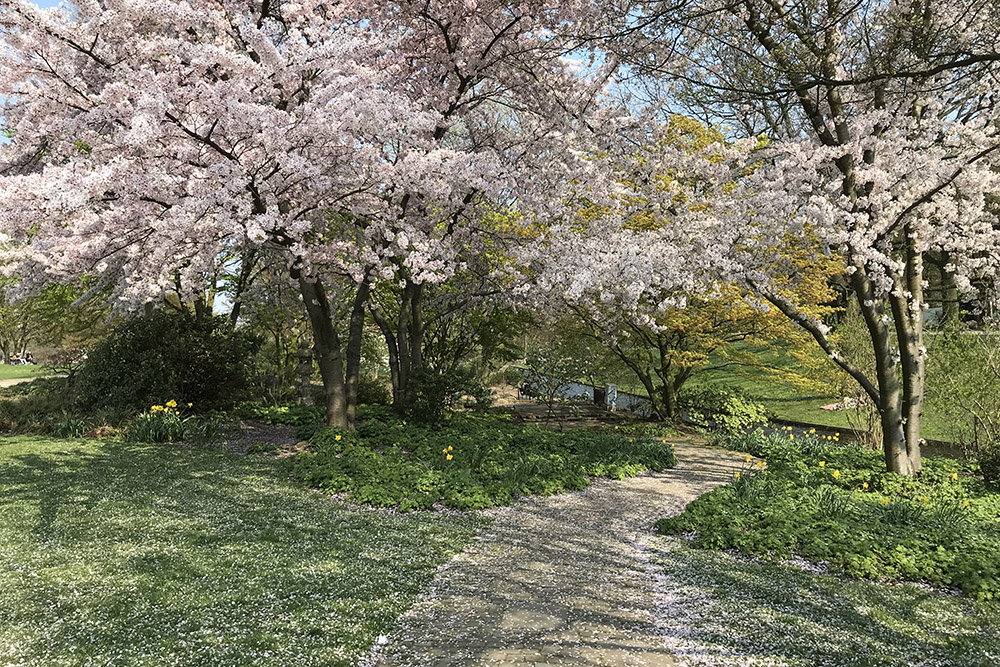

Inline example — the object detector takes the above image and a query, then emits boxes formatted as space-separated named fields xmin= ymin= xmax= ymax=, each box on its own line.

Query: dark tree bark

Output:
xmin=297 ymin=274 xmax=349 ymax=428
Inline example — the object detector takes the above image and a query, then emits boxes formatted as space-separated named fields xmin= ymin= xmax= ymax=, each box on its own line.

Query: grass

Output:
xmin=0 ymin=436 xmax=484 ymax=667
xmin=683 ymin=343 xmax=956 ymax=442
xmin=0 ymin=364 xmax=50 ymax=381
xmin=651 ymin=537 xmax=1000 ymax=666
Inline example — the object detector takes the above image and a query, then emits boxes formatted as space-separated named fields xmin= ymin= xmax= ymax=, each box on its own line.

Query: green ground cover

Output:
xmin=296 ymin=407 xmax=678 ymax=510
xmin=0 ymin=436 xmax=483 ymax=667
xmin=0 ymin=364 xmax=50 ymax=381
xmin=658 ymin=430 xmax=1000 ymax=598
xmin=653 ymin=537 xmax=1000 ymax=666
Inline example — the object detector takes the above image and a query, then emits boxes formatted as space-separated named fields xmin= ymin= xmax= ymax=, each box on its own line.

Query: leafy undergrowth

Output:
xmin=296 ymin=406 xmax=678 ymax=511
xmin=0 ymin=436 xmax=483 ymax=667
xmin=657 ymin=430 xmax=1000 ymax=599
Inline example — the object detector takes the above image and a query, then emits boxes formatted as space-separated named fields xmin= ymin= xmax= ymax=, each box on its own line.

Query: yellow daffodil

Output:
xmin=187 ymin=402 xmax=193 ymax=408
xmin=832 ymin=470 xmax=840 ymax=478
xmin=335 ymin=435 xmax=342 ymax=441
xmin=166 ymin=399 xmax=177 ymax=408
xmin=963 ymin=500 xmax=970 ymax=507
xmin=951 ymin=473 xmax=958 ymax=480
xmin=809 ymin=428 xmax=815 ymax=434
xmin=881 ymin=498 xmax=889 ymax=504
xmin=442 ymin=448 xmax=448 ymax=454
xmin=862 ymin=482 xmax=869 ymax=490
xmin=446 ymin=454 xmax=453 ymax=461
xmin=789 ymin=434 xmax=795 ymax=440
xmin=733 ymin=472 xmax=740 ymax=479
xmin=920 ymin=496 xmax=929 ymax=502
xmin=745 ymin=456 xmax=751 ymax=462
xmin=818 ymin=461 xmax=825 ymax=467
xmin=628 ymin=438 xmax=633 ymax=443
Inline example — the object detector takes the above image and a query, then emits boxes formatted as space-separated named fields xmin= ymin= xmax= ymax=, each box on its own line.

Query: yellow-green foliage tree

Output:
xmin=531 ymin=115 xmax=845 ymax=420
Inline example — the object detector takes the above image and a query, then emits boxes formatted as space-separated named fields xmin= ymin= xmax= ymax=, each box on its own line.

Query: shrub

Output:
xmin=680 ymin=385 xmax=770 ymax=433
xmin=657 ymin=428 xmax=1000 ymax=599
xmin=404 ymin=366 xmax=492 ymax=423
xmin=75 ymin=312 xmax=261 ymax=414
xmin=357 ymin=374 xmax=392 ymax=406
xmin=296 ymin=413 xmax=677 ymax=511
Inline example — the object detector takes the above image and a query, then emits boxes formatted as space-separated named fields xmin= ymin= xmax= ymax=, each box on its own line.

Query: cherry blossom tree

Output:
xmin=0 ymin=0 xmax=617 ymax=426
xmin=602 ymin=0 xmax=1000 ymax=475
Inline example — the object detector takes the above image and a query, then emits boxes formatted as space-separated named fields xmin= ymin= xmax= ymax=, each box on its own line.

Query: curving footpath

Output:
xmin=366 ymin=440 xmax=745 ymax=667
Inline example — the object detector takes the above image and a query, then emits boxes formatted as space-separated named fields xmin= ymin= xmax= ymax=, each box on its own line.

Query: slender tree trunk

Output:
xmin=297 ymin=275 xmax=349 ymax=429
xmin=370 ymin=301 xmax=402 ymax=408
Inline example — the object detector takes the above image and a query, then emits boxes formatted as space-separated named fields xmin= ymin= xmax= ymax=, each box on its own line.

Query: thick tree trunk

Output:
xmin=344 ymin=277 xmax=370 ymax=426
xmin=850 ymin=270 xmax=920 ymax=475
xmin=297 ymin=275 xmax=349 ymax=429
xmin=939 ymin=251 xmax=960 ymax=326
xmin=890 ymin=237 xmax=925 ymax=475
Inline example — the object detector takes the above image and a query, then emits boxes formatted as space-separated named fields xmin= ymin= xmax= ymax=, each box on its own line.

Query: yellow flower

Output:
xmin=335 ymin=435 xmax=342 ymax=441
xmin=833 ymin=437 xmax=839 ymax=442
xmin=818 ymin=461 xmax=825 ymax=467
xmin=628 ymin=438 xmax=633 ymax=443
xmin=442 ymin=448 xmax=448 ymax=454
xmin=614 ymin=426 xmax=619 ymax=430
xmin=963 ymin=500 xmax=970 ymax=507
xmin=733 ymin=472 xmax=740 ymax=479
xmin=920 ymin=496 xmax=929 ymax=503
xmin=166 ymin=399 xmax=177 ymax=408
xmin=951 ymin=473 xmax=959 ymax=480
xmin=756 ymin=461 xmax=764 ymax=467
xmin=446 ymin=454 xmax=453 ymax=461
xmin=448 ymin=446 xmax=453 ymax=452
xmin=832 ymin=470 xmax=840 ymax=478
xmin=670 ymin=443 xmax=675 ymax=448
xmin=745 ymin=456 xmax=751 ymax=462
xmin=862 ymin=482 xmax=869 ymax=490
xmin=809 ymin=428 xmax=816 ymax=434
xmin=789 ymin=434 xmax=794 ymax=440
xmin=187 ymin=402 xmax=193 ymax=408
xmin=661 ymin=439 xmax=666 ymax=444
xmin=881 ymin=498 xmax=889 ymax=504
xmin=835 ymin=433 xmax=840 ymax=437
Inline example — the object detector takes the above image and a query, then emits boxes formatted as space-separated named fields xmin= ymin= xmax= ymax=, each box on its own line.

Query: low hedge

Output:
xmin=657 ymin=429 xmax=1000 ymax=599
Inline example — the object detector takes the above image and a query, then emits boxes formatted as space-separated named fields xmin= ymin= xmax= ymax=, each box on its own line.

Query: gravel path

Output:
xmin=367 ymin=441 xmax=746 ymax=667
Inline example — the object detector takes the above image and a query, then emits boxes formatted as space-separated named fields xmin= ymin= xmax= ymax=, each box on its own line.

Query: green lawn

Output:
xmin=0 ymin=364 xmax=51 ymax=381
xmin=653 ymin=538 xmax=1000 ymax=666
xmin=683 ymin=345 xmax=956 ymax=442
xmin=0 ymin=436 xmax=484 ymax=667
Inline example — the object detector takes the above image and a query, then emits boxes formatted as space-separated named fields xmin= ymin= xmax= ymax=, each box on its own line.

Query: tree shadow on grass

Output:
xmin=649 ymin=536 xmax=1000 ymax=666
xmin=0 ymin=437 xmax=482 ymax=667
